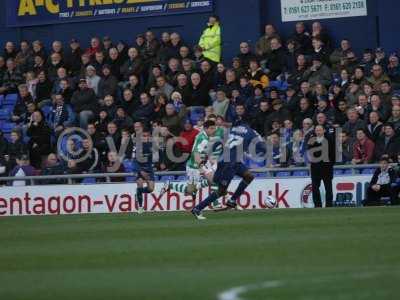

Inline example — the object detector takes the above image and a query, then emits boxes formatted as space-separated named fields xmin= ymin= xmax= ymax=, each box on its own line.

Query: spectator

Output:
xmin=103 ymin=151 xmax=125 ymax=182
xmin=388 ymin=105 xmax=400 ymax=131
xmin=352 ymin=129 xmax=375 ymax=164
xmin=387 ymin=54 xmax=400 ymax=88
xmin=9 ymin=154 xmax=36 ymax=186
xmin=333 ymin=99 xmax=348 ymax=127
xmin=311 ymin=37 xmax=330 ymax=65
xmin=212 ymin=89 xmax=230 ymax=118
xmin=85 ymin=65 xmax=101 ymax=95
xmin=379 ymin=81 xmax=393 ymax=106
xmin=3 ymin=41 xmax=17 ymax=61
xmin=155 ymin=75 xmax=174 ymax=98
xmin=0 ymin=58 xmax=24 ymax=94
xmin=132 ymin=92 xmax=154 ymax=124
xmin=120 ymin=47 xmax=143 ymax=81
xmin=85 ymin=37 xmax=102 ymax=59
xmin=48 ymin=94 xmax=75 ymax=136
xmin=26 ymin=110 xmax=51 ymax=169
xmin=291 ymin=22 xmax=312 ymax=54
xmin=189 ymin=72 xmax=210 ymax=107
xmin=303 ymin=55 xmax=332 ymax=87
xmin=330 ymin=39 xmax=352 ymax=72
xmin=65 ymin=38 xmax=82 ymax=77
xmin=265 ymin=37 xmax=287 ymax=80
xmin=287 ymin=54 xmax=308 ymax=89
xmin=198 ymin=15 xmax=221 ymax=63
xmin=368 ymin=64 xmax=390 ymax=90
xmin=107 ymin=47 xmax=123 ymax=80
xmin=161 ymin=103 xmax=188 ymax=137
xmin=374 ymin=123 xmax=399 ymax=162
xmin=7 ymin=129 xmax=28 ymax=161
xmin=113 ymin=107 xmax=133 ymax=129
xmin=293 ymin=97 xmax=314 ymax=129
xmin=252 ymin=99 xmax=271 ymax=136
xmin=343 ymin=108 xmax=365 ymax=140
xmin=41 ymin=153 xmax=66 ymax=185
xmin=176 ymin=119 xmax=200 ymax=154
xmin=98 ymin=65 xmax=118 ymax=99
xmin=12 ymin=84 xmax=34 ymax=123
xmin=338 ymin=131 xmax=353 ymax=164
xmin=248 ymin=59 xmax=269 ymax=89
xmin=313 ymin=97 xmax=335 ymax=124
xmin=364 ymin=156 xmax=397 ymax=206
xmin=70 ymin=78 xmax=97 ymax=129
xmin=365 ymin=111 xmax=383 ymax=143
xmin=365 ymin=94 xmax=390 ymax=122
xmin=311 ymin=22 xmax=331 ymax=50
xmin=237 ymin=42 xmax=257 ymax=69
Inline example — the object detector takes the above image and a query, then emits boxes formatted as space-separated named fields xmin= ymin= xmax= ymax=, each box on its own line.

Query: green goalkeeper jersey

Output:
xmin=186 ymin=127 xmax=225 ymax=169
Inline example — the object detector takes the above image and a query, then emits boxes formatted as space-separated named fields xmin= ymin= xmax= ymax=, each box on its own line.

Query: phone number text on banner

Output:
xmin=281 ymin=0 xmax=368 ymax=22
xmin=7 ymin=0 xmax=214 ymax=27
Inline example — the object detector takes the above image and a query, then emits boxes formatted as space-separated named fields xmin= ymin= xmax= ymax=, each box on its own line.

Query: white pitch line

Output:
xmin=217 ymin=280 xmax=283 ymax=300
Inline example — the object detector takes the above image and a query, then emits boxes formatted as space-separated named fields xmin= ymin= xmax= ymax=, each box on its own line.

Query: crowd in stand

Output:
xmin=1 ymin=17 xmax=400 ymax=180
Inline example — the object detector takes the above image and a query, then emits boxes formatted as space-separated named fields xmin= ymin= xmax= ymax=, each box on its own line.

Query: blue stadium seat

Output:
xmin=1 ymin=122 xmax=15 ymax=133
xmin=2 ymin=105 xmax=14 ymax=113
xmin=276 ymin=171 xmax=291 ymax=177
xmin=160 ymin=175 xmax=175 ymax=181
xmin=4 ymin=133 xmax=11 ymax=142
xmin=344 ymin=169 xmax=359 ymax=175
xmin=82 ymin=177 xmax=97 ymax=184
xmin=176 ymin=175 xmax=186 ymax=181
xmin=254 ymin=173 xmax=269 ymax=178
xmin=0 ymin=95 xmax=4 ymax=106
xmin=0 ymin=109 xmax=10 ymax=120
xmin=4 ymin=94 xmax=18 ymax=105
xmin=125 ymin=176 xmax=136 ymax=183
xmin=361 ymin=168 xmax=376 ymax=175
xmin=293 ymin=170 xmax=309 ymax=176
xmin=123 ymin=159 xmax=134 ymax=172
xmin=334 ymin=169 xmax=344 ymax=175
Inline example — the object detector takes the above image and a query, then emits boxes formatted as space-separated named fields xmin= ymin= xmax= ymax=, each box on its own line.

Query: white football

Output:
xmin=264 ymin=195 xmax=277 ymax=209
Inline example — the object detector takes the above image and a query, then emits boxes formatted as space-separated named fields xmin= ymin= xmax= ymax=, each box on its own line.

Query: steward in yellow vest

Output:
xmin=199 ymin=16 xmax=222 ymax=63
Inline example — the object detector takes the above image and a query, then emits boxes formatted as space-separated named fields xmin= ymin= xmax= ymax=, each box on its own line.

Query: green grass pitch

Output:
xmin=1 ymin=208 xmax=400 ymax=300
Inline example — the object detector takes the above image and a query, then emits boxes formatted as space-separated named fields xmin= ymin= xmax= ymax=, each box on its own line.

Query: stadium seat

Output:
xmin=123 ymin=159 xmax=135 ymax=172
xmin=361 ymin=168 xmax=376 ymax=175
xmin=276 ymin=171 xmax=291 ymax=177
xmin=344 ymin=169 xmax=356 ymax=175
xmin=334 ymin=169 xmax=344 ymax=175
xmin=293 ymin=170 xmax=309 ymax=176
xmin=0 ymin=95 xmax=4 ymax=106
xmin=41 ymin=105 xmax=53 ymax=120
xmin=160 ymin=175 xmax=175 ymax=182
xmin=254 ymin=173 xmax=269 ymax=178
xmin=0 ymin=109 xmax=10 ymax=120
xmin=176 ymin=175 xmax=186 ymax=181
xmin=1 ymin=122 xmax=15 ymax=133
xmin=82 ymin=177 xmax=97 ymax=184
xmin=125 ymin=176 xmax=136 ymax=183
xmin=4 ymin=94 xmax=18 ymax=105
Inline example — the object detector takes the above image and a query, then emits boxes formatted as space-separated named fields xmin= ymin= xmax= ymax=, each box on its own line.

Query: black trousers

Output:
xmin=311 ymin=164 xmax=333 ymax=208
xmin=365 ymin=185 xmax=396 ymax=206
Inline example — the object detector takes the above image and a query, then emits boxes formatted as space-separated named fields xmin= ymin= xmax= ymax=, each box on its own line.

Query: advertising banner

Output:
xmin=281 ymin=0 xmax=368 ymax=22
xmin=7 ymin=0 xmax=214 ymax=27
xmin=0 ymin=175 xmax=372 ymax=217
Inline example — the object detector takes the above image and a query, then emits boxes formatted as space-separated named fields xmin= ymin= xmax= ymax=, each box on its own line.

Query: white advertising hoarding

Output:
xmin=281 ymin=0 xmax=368 ymax=22
xmin=0 ymin=175 xmax=372 ymax=217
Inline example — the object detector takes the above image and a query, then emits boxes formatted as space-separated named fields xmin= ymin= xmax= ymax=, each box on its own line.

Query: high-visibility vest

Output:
xmin=199 ymin=23 xmax=221 ymax=63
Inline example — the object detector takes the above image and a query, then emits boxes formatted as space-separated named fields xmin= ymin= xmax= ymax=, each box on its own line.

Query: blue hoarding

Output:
xmin=7 ymin=0 xmax=214 ymax=27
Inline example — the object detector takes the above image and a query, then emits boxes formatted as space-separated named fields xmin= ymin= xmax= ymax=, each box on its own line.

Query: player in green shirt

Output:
xmin=159 ymin=119 xmax=224 ymax=207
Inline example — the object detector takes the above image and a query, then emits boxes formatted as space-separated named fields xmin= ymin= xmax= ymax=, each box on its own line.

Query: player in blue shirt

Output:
xmin=191 ymin=119 xmax=267 ymax=220
xmin=135 ymin=127 xmax=155 ymax=214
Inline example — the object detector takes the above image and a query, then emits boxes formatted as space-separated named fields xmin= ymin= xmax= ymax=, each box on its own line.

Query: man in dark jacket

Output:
xmin=70 ymin=78 xmax=97 ymax=129
xmin=0 ymin=58 xmax=24 ymax=94
xmin=265 ymin=38 xmax=287 ymax=80
xmin=293 ymin=97 xmax=315 ymax=129
xmin=364 ymin=156 xmax=397 ymax=206
xmin=307 ymin=125 xmax=335 ymax=207
xmin=41 ymin=153 xmax=67 ymax=185
xmin=252 ymin=100 xmax=271 ymax=136
xmin=374 ymin=123 xmax=400 ymax=162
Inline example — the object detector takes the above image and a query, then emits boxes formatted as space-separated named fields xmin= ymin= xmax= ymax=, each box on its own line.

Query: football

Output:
xmin=264 ymin=195 xmax=277 ymax=209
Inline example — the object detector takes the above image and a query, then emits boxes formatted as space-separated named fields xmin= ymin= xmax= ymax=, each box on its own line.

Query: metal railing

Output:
xmin=0 ymin=164 xmax=380 ymax=186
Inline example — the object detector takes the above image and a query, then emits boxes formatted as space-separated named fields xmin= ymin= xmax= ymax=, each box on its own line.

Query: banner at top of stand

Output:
xmin=6 ymin=0 xmax=214 ymax=27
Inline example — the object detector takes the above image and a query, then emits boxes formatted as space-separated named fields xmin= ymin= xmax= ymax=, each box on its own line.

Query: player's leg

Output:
xmin=201 ymin=161 xmax=222 ymax=208
xmin=191 ymin=184 xmax=228 ymax=220
xmin=226 ymin=164 xmax=254 ymax=209
xmin=136 ymin=176 xmax=145 ymax=213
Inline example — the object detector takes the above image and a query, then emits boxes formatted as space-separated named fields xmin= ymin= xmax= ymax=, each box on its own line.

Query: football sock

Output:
xmin=196 ymin=192 xmax=219 ymax=211
xmin=171 ymin=183 xmax=187 ymax=193
xmin=231 ymin=180 xmax=249 ymax=202
xmin=136 ymin=187 xmax=144 ymax=207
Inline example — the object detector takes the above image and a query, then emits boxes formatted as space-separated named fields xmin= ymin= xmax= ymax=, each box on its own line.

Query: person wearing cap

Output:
xmin=71 ymin=78 xmax=97 ymax=129
xmin=368 ymin=64 xmax=390 ymax=90
xmin=85 ymin=65 xmax=101 ymax=95
xmin=64 ymin=38 xmax=82 ymax=77
xmin=374 ymin=123 xmax=400 ymax=162
xmin=303 ymin=54 xmax=332 ymax=87
xmin=198 ymin=15 xmax=221 ymax=63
